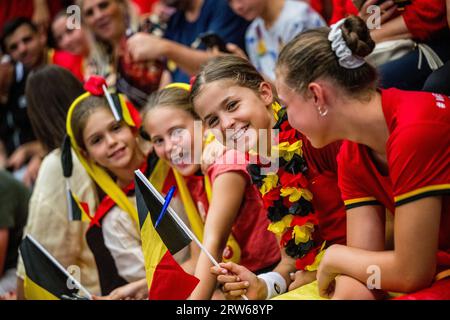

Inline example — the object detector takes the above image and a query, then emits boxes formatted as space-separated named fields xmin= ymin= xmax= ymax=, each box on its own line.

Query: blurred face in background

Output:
xmin=4 ymin=24 xmax=46 ymax=70
xmin=228 ymin=0 xmax=265 ymax=21
xmin=52 ymin=15 xmax=90 ymax=56
xmin=81 ymin=0 xmax=126 ymax=44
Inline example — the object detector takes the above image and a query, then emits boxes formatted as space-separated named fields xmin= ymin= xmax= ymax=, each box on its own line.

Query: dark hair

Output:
xmin=277 ymin=15 xmax=377 ymax=99
xmin=190 ymin=55 xmax=267 ymax=105
xmin=26 ymin=65 xmax=84 ymax=153
xmin=1 ymin=17 xmax=38 ymax=52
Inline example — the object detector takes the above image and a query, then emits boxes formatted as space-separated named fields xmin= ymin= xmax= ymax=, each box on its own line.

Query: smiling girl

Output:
xmin=274 ymin=15 xmax=450 ymax=299
xmin=190 ymin=55 xmax=348 ymax=300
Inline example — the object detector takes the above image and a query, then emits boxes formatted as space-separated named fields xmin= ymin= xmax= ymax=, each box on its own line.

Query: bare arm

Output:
xmin=210 ymin=244 xmax=297 ymax=300
xmin=330 ymin=205 xmax=387 ymax=299
xmin=318 ymin=197 xmax=441 ymax=297
xmin=32 ymin=0 xmax=50 ymax=32
xmin=370 ymin=15 xmax=412 ymax=43
xmin=189 ymin=171 xmax=247 ymax=300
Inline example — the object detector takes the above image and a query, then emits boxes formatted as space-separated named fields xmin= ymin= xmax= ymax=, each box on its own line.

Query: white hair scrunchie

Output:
xmin=328 ymin=18 xmax=366 ymax=69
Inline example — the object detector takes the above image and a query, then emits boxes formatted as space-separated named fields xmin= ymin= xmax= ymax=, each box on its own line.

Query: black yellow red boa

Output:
xmin=247 ymin=103 xmax=325 ymax=271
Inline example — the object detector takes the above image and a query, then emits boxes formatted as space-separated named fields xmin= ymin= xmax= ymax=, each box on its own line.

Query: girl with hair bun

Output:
xmin=276 ymin=15 xmax=450 ymax=299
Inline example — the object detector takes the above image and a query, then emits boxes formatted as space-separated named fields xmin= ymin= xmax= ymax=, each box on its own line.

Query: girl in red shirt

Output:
xmin=190 ymin=55 xmax=347 ymax=300
xmin=275 ymin=15 xmax=450 ymax=299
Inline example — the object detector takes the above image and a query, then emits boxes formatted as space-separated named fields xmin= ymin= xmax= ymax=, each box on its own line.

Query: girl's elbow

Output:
xmin=397 ymin=269 xmax=435 ymax=293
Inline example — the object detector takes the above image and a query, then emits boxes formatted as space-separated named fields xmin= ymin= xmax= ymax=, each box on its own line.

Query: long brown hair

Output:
xmin=277 ymin=15 xmax=378 ymax=99
xmin=190 ymin=55 xmax=267 ymax=105
xmin=26 ymin=65 xmax=85 ymax=153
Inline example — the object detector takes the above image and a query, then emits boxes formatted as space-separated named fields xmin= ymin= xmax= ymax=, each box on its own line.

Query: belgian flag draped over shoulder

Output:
xmin=135 ymin=170 xmax=199 ymax=299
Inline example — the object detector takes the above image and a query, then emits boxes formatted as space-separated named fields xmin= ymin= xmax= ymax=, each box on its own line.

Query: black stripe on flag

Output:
xmin=135 ymin=175 xmax=191 ymax=255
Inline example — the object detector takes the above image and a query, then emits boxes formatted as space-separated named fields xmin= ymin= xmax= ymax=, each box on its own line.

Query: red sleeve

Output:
xmin=388 ymin=122 xmax=450 ymax=207
xmin=337 ymin=141 xmax=381 ymax=210
xmin=207 ymin=150 xmax=250 ymax=184
xmin=402 ymin=0 xmax=448 ymax=41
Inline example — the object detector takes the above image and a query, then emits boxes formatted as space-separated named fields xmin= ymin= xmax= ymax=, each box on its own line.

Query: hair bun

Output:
xmin=341 ymin=15 xmax=375 ymax=58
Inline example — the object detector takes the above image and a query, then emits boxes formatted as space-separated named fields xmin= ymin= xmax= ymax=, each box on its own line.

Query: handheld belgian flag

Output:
xmin=19 ymin=235 xmax=92 ymax=300
xmin=135 ymin=170 xmax=200 ymax=300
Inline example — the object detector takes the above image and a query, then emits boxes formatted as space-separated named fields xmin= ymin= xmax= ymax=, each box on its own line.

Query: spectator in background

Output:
xmin=127 ymin=0 xmax=250 ymax=83
xmin=77 ymin=0 xmax=164 ymax=108
xmin=0 ymin=18 xmax=46 ymax=185
xmin=227 ymin=0 xmax=325 ymax=81
xmin=51 ymin=11 xmax=90 ymax=59
xmin=0 ymin=17 xmax=88 ymax=185
xmin=50 ymin=10 xmax=91 ymax=81
xmin=0 ymin=170 xmax=30 ymax=298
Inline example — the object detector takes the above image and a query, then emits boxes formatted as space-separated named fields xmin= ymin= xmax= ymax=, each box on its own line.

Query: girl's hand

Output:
xmin=210 ymin=262 xmax=264 ymax=300
xmin=358 ymin=0 xmax=397 ymax=25
xmin=317 ymin=246 xmax=340 ymax=299
xmin=93 ymin=279 xmax=148 ymax=300
xmin=288 ymin=270 xmax=317 ymax=291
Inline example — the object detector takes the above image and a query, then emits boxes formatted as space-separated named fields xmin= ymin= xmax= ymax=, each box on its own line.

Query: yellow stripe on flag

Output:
xmin=24 ymin=277 xmax=59 ymax=300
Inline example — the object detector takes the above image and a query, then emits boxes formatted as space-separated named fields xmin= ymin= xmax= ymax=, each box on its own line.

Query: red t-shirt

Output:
xmin=206 ymin=150 xmax=281 ymax=272
xmin=338 ymin=88 xmax=450 ymax=271
xmin=301 ymin=137 xmax=347 ymax=246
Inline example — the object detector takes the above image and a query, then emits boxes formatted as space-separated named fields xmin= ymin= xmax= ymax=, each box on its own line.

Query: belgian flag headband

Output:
xmin=62 ymin=76 xmax=142 ymax=223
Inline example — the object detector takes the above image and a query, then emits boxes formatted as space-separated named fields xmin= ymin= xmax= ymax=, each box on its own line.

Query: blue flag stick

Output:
xmin=155 ymin=186 xmax=176 ymax=228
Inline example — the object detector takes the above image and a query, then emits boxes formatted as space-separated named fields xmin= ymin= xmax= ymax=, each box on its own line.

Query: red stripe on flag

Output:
xmin=80 ymin=202 xmax=90 ymax=218
xmin=149 ymin=250 xmax=199 ymax=300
